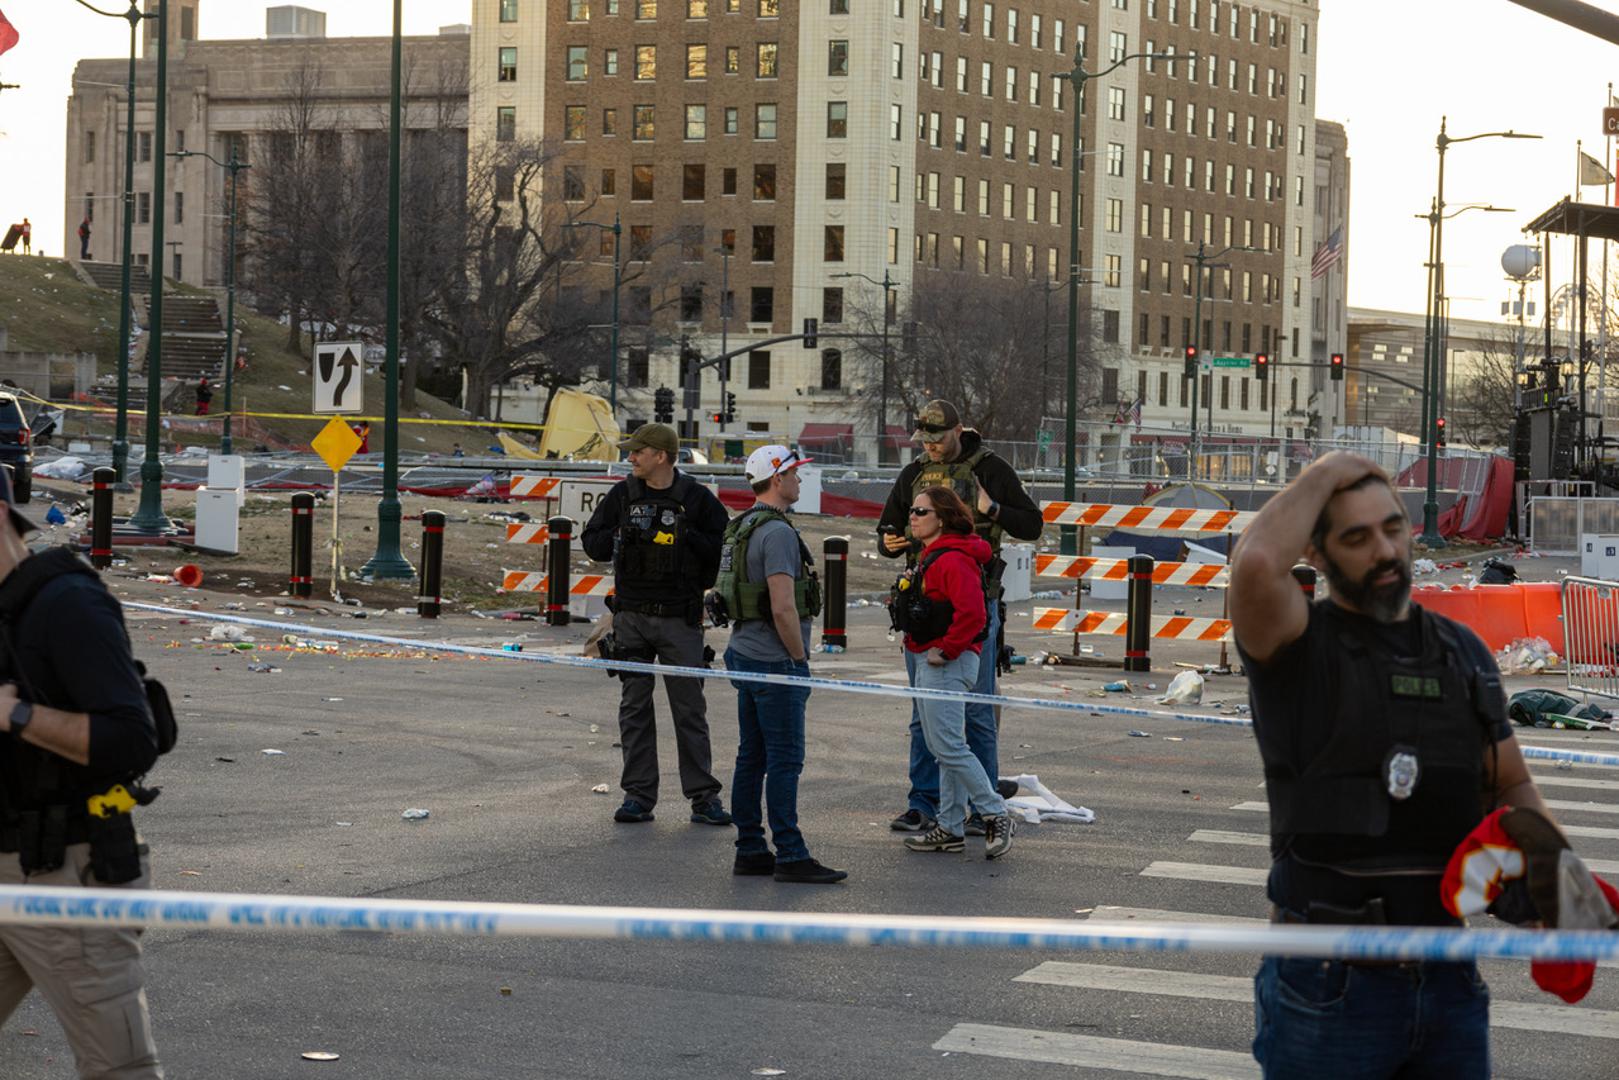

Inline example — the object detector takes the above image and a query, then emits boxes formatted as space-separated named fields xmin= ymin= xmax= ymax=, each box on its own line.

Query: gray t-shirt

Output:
xmin=728 ymin=509 xmax=813 ymax=663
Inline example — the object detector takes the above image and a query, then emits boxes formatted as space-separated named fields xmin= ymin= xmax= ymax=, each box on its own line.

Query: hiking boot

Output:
xmin=904 ymin=826 xmax=966 ymax=853
xmin=984 ymin=814 xmax=1015 ymax=860
xmin=889 ymin=809 xmax=936 ymax=833
xmin=690 ymin=799 xmax=733 ymax=826
xmin=964 ymin=812 xmax=986 ymax=836
xmin=613 ymin=799 xmax=654 ymax=823
xmin=773 ymin=858 xmax=848 ymax=884
xmin=733 ymin=852 xmax=776 ymax=876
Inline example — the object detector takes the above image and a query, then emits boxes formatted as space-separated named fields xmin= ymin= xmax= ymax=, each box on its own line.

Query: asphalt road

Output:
xmin=2 ymin=575 xmax=1617 ymax=1080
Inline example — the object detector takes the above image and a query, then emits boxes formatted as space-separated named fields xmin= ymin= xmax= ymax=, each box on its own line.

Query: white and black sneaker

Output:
xmin=984 ymin=815 xmax=1015 ymax=860
xmin=890 ymin=809 xmax=936 ymax=833
xmin=904 ymin=826 xmax=966 ymax=853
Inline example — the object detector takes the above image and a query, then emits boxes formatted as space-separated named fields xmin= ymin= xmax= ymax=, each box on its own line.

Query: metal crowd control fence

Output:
xmin=1562 ymin=576 xmax=1619 ymax=704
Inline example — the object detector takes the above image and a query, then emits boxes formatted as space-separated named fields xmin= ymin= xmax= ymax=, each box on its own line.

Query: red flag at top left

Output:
xmin=0 ymin=8 xmax=18 ymax=57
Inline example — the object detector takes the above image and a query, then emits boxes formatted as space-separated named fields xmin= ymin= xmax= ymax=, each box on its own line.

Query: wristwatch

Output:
xmin=8 ymin=699 xmax=31 ymax=737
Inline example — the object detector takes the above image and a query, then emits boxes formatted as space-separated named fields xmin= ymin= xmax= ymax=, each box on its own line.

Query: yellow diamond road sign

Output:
xmin=312 ymin=416 xmax=363 ymax=473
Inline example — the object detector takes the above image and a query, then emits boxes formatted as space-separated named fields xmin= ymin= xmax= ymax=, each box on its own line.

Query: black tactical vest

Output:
xmin=1257 ymin=602 xmax=1502 ymax=881
xmin=612 ymin=474 xmax=699 ymax=609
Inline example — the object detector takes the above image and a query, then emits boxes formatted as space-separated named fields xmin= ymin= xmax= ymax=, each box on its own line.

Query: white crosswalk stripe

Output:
xmin=933 ymin=1024 xmax=1260 ymax=1079
xmin=1229 ymin=802 xmax=1619 ymax=837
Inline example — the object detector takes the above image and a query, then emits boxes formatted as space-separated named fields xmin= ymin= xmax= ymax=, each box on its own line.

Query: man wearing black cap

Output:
xmin=0 ymin=466 xmax=166 ymax=1077
xmin=582 ymin=423 xmax=734 ymax=827
xmin=878 ymin=400 xmax=1043 ymax=834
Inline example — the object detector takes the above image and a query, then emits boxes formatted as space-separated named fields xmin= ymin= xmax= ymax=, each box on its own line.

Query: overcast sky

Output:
xmin=0 ymin=0 xmax=1616 ymax=327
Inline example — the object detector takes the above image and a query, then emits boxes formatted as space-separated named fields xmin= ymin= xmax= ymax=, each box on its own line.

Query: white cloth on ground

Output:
xmin=1000 ymin=773 xmax=1096 ymax=825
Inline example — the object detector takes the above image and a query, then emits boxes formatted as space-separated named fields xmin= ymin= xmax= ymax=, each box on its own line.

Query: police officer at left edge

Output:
xmin=583 ymin=423 xmax=734 ymax=827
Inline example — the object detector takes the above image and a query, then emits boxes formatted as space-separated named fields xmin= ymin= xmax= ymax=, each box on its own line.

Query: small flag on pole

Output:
xmin=1310 ymin=226 xmax=1343 ymax=279
xmin=0 ymin=8 xmax=19 ymax=57
xmin=1579 ymin=150 xmax=1614 ymax=187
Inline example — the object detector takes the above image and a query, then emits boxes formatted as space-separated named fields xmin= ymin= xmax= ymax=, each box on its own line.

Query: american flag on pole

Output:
xmin=1130 ymin=396 xmax=1144 ymax=428
xmin=1310 ymin=227 xmax=1343 ymax=279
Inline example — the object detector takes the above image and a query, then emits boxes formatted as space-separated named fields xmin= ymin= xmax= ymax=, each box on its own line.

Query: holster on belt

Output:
xmin=17 ymin=805 xmax=69 ymax=876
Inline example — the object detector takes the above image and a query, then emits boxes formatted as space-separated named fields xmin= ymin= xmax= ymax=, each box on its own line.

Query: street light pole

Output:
xmin=360 ymin=0 xmax=413 ymax=579
xmin=1184 ymin=242 xmax=1258 ymax=480
xmin=106 ymin=1 xmax=148 ymax=486
xmin=1056 ymin=46 xmax=1173 ymax=554
xmin=718 ymin=241 xmax=730 ymax=429
xmin=172 ymin=146 xmax=250 ymax=454
xmin=128 ymin=0 xmax=170 ymax=533
xmin=1418 ymin=119 xmax=1540 ymax=546
xmin=830 ymin=268 xmax=896 ymax=463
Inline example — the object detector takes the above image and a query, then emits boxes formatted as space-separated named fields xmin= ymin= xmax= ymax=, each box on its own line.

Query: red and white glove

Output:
xmin=1442 ymin=806 xmax=1619 ymax=1004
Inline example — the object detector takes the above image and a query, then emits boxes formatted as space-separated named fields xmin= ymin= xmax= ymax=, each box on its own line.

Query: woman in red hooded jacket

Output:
xmin=896 ymin=485 xmax=1014 ymax=859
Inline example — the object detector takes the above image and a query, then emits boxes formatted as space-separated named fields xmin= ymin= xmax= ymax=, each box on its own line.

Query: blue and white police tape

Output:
xmin=0 ymin=885 xmax=1615 ymax=961
xmin=126 ymin=603 xmax=1619 ymax=769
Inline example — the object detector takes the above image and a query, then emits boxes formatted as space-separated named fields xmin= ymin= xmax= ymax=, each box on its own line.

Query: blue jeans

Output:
xmin=913 ymin=651 xmax=1006 ymax=835
xmin=1253 ymin=956 xmax=1489 ymax=1079
xmin=725 ymin=648 xmax=811 ymax=863
xmin=906 ymin=601 xmax=1000 ymax=816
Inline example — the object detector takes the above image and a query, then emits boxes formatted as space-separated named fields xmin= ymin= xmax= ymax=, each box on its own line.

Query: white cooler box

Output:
xmin=195 ymin=489 xmax=242 ymax=554
xmin=1580 ymin=534 xmax=1619 ymax=581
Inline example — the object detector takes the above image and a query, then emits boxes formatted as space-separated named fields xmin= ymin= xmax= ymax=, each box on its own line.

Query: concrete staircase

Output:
xmin=76 ymin=260 xmax=152 ymax=294
xmin=142 ymin=294 xmax=227 ymax=383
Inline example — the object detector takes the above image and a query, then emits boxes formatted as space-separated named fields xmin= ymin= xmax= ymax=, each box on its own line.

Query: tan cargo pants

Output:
xmin=0 ymin=842 xmax=162 ymax=1079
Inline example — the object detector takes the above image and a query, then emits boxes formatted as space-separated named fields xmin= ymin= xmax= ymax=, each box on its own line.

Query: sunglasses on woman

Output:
xmin=908 ymin=506 xmax=936 ymax=517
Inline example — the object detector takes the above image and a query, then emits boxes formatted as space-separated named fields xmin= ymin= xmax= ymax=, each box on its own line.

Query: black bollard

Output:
xmin=418 ymin=510 xmax=446 ymax=618
xmin=1291 ymin=564 xmax=1317 ymax=599
xmin=822 ymin=536 xmax=849 ymax=648
xmin=546 ymin=515 xmax=573 ymax=627
xmin=289 ymin=493 xmax=314 ymax=599
xmin=1124 ymin=554 xmax=1154 ymax=673
xmin=90 ymin=466 xmax=115 ymax=570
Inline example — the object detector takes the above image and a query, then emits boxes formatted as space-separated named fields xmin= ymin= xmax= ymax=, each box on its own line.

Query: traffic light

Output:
xmin=679 ymin=339 xmax=701 ymax=411
xmin=723 ymin=391 xmax=737 ymax=424
xmin=1183 ymin=345 xmax=1198 ymax=379
xmin=803 ymin=317 xmax=818 ymax=349
xmin=1254 ymin=353 xmax=1269 ymax=382
xmin=1435 ymin=416 xmax=1447 ymax=448
xmin=1330 ymin=352 xmax=1344 ymax=382
xmin=654 ymin=387 xmax=674 ymax=423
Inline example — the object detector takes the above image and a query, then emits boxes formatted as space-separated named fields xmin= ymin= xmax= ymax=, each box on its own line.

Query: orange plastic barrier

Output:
xmin=1410 ymin=583 xmax=1564 ymax=654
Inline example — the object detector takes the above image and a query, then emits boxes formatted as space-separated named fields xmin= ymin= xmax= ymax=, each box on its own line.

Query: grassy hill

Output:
xmin=0 ymin=254 xmax=500 ymax=456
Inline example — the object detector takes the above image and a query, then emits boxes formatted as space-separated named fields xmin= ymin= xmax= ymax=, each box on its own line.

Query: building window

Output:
xmin=748 ymin=348 xmax=772 ymax=387
xmin=687 ymin=43 xmax=708 ymax=77
xmin=633 ymin=104 xmax=655 ymax=139
xmin=629 ymin=226 xmax=654 ymax=261
xmin=823 ymin=288 xmax=844 ymax=324
xmin=759 ymin=0 xmax=780 ymax=13
xmin=636 ymin=45 xmax=657 ymax=78
xmin=751 ymin=225 xmax=775 ymax=262
xmin=136 ymin=191 xmax=150 ymax=225
xmin=600 ymin=168 xmax=615 ymax=196
xmin=139 ymin=131 xmax=153 ymax=162
xmin=758 ymin=42 xmax=779 ymax=77
xmin=631 ymin=164 xmax=655 ymax=199
xmin=1107 ymin=86 xmax=1125 ymax=121
xmin=722 ymin=168 xmax=737 ymax=195
xmin=1106 ymin=143 xmax=1124 ymax=177
xmin=505 ymin=47 xmax=524 ymax=81
xmin=503 ymin=107 xmax=522 ymax=141
xmin=501 ymin=0 xmax=520 ymax=21
xmin=724 ymin=107 xmax=739 ymax=134
xmin=725 ymin=46 xmax=740 ymax=73
xmin=173 ymin=190 xmax=184 ymax=224
xmin=636 ymin=0 xmax=657 ymax=15
xmin=756 ymin=103 xmax=778 ymax=138
xmin=680 ymin=285 xmax=704 ymax=322
xmin=564 ymin=166 xmax=586 ymax=200
xmin=568 ymin=0 xmax=591 ymax=13
xmin=605 ymin=48 xmax=619 ymax=75
xmin=820 ymin=348 xmax=842 ymax=389
xmin=828 ymin=101 xmax=849 ymax=138
xmin=828 ymin=39 xmax=849 ymax=76
xmin=684 ymin=104 xmax=706 ymax=139
xmin=749 ymin=290 xmax=775 ymax=327
xmin=826 ymin=162 xmax=846 ymax=199
xmin=824 ymin=225 xmax=845 ymax=262
xmin=683 ymin=163 xmax=705 ymax=199
xmin=888 ymin=226 xmax=900 ymax=264
xmin=688 ymin=0 xmax=708 ymax=14
xmin=599 ymin=108 xmax=616 ymax=136
xmin=1109 ymin=30 xmax=1127 ymax=61
xmin=753 ymin=163 xmax=776 ymax=200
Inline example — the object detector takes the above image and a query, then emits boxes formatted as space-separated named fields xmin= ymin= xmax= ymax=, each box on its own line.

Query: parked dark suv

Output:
xmin=0 ymin=394 xmax=33 ymax=503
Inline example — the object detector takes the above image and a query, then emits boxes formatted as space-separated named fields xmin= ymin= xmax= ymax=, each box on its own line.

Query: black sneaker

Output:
xmin=773 ymin=858 xmax=849 ymax=884
xmin=690 ymin=799 xmax=733 ymax=826
xmin=889 ymin=809 xmax=936 ymax=833
xmin=984 ymin=814 xmax=1015 ymax=860
xmin=733 ymin=852 xmax=776 ymax=876
xmin=964 ymin=812 xmax=986 ymax=836
xmin=613 ymin=799 xmax=654 ymax=823
xmin=904 ymin=826 xmax=966 ymax=853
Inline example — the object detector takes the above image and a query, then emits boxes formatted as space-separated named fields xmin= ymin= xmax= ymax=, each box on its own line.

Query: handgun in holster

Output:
xmin=84 ymin=784 xmax=144 ymax=885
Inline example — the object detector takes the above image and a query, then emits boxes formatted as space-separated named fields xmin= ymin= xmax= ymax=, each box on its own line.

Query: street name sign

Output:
xmin=1212 ymin=356 xmax=1251 ymax=369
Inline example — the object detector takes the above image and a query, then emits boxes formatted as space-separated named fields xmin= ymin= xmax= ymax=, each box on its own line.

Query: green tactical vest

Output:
xmin=711 ymin=506 xmax=823 ymax=624
xmin=910 ymin=446 xmax=1005 ymax=551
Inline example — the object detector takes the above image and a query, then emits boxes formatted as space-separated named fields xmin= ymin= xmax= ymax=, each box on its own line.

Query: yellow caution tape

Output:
xmin=15 ymin=389 xmax=547 ymax=431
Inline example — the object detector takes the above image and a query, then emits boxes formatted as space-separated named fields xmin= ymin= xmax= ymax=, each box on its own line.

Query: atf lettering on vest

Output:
xmin=710 ymin=507 xmax=822 ymax=625
xmin=1258 ymin=603 xmax=1499 ymax=876
xmin=886 ymin=547 xmax=989 ymax=645
xmin=911 ymin=446 xmax=1005 ymax=551
xmin=614 ymin=475 xmax=693 ymax=589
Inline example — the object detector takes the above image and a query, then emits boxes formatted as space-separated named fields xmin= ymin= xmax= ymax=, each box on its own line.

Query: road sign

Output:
xmin=311 ymin=416 xmax=363 ymax=473
xmin=313 ymin=341 xmax=364 ymax=414
xmin=559 ymin=479 xmax=622 ymax=523
xmin=1211 ymin=356 xmax=1251 ymax=369
xmin=1605 ymin=107 xmax=1619 ymax=135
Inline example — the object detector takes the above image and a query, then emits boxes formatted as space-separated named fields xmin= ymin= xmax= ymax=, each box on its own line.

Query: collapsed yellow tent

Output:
xmin=537 ymin=388 xmax=621 ymax=461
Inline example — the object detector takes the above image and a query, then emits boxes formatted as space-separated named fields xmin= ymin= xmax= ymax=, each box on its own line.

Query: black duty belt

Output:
xmin=613 ymin=599 xmax=700 ymax=618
